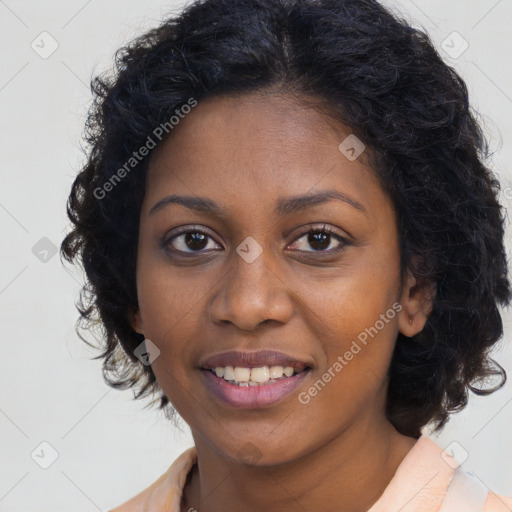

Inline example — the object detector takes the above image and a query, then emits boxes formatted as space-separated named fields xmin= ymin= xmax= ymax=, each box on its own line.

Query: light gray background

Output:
xmin=1 ymin=1 xmax=511 ymax=510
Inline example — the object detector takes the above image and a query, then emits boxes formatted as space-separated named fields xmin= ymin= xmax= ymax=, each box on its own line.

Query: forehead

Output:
xmin=142 ymin=92 xmax=387 ymax=220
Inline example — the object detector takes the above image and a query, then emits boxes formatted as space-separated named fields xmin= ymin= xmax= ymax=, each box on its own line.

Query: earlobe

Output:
xmin=128 ymin=307 xmax=145 ymax=335
xmin=397 ymin=269 xmax=436 ymax=337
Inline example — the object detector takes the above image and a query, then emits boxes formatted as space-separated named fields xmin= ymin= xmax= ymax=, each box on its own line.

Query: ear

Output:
xmin=127 ymin=307 xmax=145 ymax=336
xmin=397 ymin=268 xmax=436 ymax=337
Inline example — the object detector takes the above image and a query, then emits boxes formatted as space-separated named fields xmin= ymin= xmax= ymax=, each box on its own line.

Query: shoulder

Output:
xmin=438 ymin=448 xmax=512 ymax=512
xmin=108 ymin=446 xmax=197 ymax=512
xmin=369 ymin=435 xmax=511 ymax=512
xmin=485 ymin=493 xmax=512 ymax=512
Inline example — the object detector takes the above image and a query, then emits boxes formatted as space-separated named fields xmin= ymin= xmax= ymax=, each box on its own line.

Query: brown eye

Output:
xmin=290 ymin=225 xmax=350 ymax=253
xmin=164 ymin=228 xmax=222 ymax=254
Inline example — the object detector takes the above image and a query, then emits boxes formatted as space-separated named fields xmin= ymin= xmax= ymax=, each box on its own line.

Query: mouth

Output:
xmin=204 ymin=365 xmax=309 ymax=386
xmin=199 ymin=350 xmax=313 ymax=408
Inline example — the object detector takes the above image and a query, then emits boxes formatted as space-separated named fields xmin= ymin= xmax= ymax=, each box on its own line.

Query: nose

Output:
xmin=208 ymin=245 xmax=294 ymax=331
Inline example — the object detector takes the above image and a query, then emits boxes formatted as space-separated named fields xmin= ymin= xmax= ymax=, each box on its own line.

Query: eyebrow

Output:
xmin=148 ymin=189 xmax=367 ymax=218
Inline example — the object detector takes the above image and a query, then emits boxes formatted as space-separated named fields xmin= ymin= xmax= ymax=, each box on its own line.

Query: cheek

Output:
xmin=134 ymin=266 xmax=207 ymax=392
xmin=292 ymin=249 xmax=401 ymax=381
xmin=135 ymin=245 xmax=207 ymax=332
xmin=297 ymin=260 xmax=399 ymax=339
xmin=297 ymin=283 xmax=400 ymax=427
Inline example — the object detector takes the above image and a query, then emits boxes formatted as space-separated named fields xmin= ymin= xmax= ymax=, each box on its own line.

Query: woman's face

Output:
xmin=131 ymin=92 xmax=428 ymax=464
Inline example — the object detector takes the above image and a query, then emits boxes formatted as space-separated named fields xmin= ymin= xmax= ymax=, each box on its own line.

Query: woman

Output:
xmin=60 ymin=0 xmax=512 ymax=510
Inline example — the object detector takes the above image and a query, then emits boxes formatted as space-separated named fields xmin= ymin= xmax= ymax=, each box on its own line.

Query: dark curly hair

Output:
xmin=60 ymin=0 xmax=511 ymax=438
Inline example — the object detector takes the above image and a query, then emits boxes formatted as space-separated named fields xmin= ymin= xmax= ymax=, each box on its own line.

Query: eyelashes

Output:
xmin=161 ymin=224 xmax=351 ymax=257
xmin=163 ymin=226 xmax=221 ymax=254
xmin=291 ymin=224 xmax=350 ymax=253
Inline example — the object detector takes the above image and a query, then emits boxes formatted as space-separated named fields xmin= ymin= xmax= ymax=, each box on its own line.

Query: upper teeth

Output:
xmin=213 ymin=365 xmax=297 ymax=385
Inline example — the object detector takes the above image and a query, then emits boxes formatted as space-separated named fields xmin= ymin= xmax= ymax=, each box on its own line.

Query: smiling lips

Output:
xmin=200 ymin=349 xmax=312 ymax=371
xmin=200 ymin=350 xmax=313 ymax=408
xmin=210 ymin=364 xmax=301 ymax=386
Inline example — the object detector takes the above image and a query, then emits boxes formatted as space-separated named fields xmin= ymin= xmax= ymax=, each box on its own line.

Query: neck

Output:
xmin=181 ymin=419 xmax=418 ymax=512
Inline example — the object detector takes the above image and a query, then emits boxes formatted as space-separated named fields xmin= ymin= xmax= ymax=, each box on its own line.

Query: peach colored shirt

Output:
xmin=109 ymin=435 xmax=512 ymax=512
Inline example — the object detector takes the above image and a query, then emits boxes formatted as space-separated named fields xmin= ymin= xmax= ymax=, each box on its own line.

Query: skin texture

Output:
xmin=129 ymin=92 xmax=434 ymax=512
